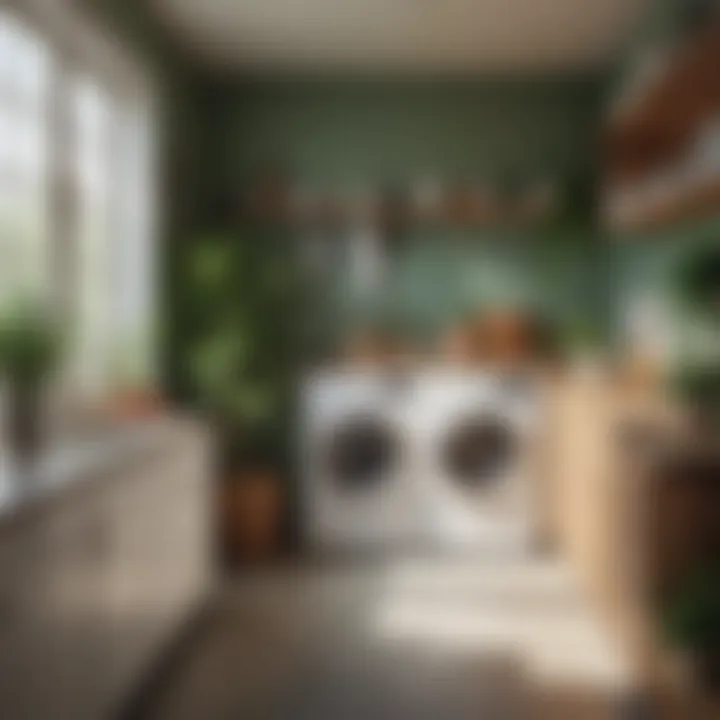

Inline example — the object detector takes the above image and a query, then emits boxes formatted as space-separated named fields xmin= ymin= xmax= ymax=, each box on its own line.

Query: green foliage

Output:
xmin=0 ymin=301 xmax=62 ymax=388
xmin=672 ymin=364 xmax=720 ymax=409
xmin=663 ymin=566 xmax=720 ymax=650
xmin=560 ymin=316 xmax=605 ymax=353
xmin=182 ymin=230 xmax=301 ymax=461
xmin=676 ymin=243 xmax=720 ymax=318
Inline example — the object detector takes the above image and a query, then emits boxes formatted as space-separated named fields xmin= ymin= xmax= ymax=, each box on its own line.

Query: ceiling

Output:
xmin=152 ymin=0 xmax=651 ymax=74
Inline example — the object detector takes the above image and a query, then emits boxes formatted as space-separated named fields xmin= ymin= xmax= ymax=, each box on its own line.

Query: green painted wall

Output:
xmin=208 ymin=77 xmax=606 ymax=345
xmin=217 ymin=77 xmax=603 ymax=188
xmin=81 ymin=1 xmax=720 ymax=371
xmin=78 ymin=2 xmax=613 ymax=358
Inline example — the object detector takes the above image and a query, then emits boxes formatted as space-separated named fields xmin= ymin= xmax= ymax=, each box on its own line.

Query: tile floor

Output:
xmin=133 ymin=553 xmax=645 ymax=719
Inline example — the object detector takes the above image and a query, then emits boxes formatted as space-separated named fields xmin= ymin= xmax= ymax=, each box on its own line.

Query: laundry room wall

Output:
xmin=218 ymin=77 xmax=602 ymax=187
xmin=204 ymin=76 xmax=607 ymax=348
xmin=317 ymin=232 xmax=606 ymax=346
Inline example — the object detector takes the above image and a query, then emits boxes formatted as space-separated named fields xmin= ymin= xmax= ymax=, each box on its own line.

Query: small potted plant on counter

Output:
xmin=663 ymin=564 xmax=720 ymax=695
xmin=0 ymin=301 xmax=61 ymax=469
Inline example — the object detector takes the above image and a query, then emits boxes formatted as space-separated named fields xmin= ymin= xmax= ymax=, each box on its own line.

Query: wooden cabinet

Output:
xmin=549 ymin=374 xmax=704 ymax=689
xmin=0 ymin=419 xmax=213 ymax=720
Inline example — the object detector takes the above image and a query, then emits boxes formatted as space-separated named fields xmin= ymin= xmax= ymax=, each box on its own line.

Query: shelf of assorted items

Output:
xmin=605 ymin=148 xmax=720 ymax=232
xmin=287 ymin=179 xmax=564 ymax=236
xmin=604 ymin=23 xmax=720 ymax=232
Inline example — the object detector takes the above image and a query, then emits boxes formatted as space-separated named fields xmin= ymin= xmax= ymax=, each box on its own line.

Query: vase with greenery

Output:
xmin=0 ymin=302 xmax=61 ymax=468
xmin=663 ymin=565 xmax=720 ymax=693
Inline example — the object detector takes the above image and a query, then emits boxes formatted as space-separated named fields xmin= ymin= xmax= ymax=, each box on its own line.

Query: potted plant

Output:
xmin=0 ymin=301 xmax=61 ymax=468
xmin=663 ymin=565 xmax=720 ymax=694
xmin=183 ymin=231 xmax=299 ymax=564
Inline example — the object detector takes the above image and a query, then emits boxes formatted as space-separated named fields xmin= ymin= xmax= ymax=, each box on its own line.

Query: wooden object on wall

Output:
xmin=607 ymin=25 xmax=720 ymax=180
xmin=607 ymin=172 xmax=720 ymax=232
xmin=605 ymin=23 xmax=720 ymax=230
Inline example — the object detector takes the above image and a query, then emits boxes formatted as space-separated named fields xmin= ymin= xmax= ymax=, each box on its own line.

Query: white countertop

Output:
xmin=0 ymin=418 xmax=176 ymax=525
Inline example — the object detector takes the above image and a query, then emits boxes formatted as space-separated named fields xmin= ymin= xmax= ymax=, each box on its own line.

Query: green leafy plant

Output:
xmin=183 ymin=231 xmax=300 ymax=466
xmin=663 ymin=566 xmax=720 ymax=652
xmin=565 ymin=317 xmax=604 ymax=352
xmin=0 ymin=301 xmax=62 ymax=388
xmin=0 ymin=300 xmax=63 ymax=465
xmin=676 ymin=243 xmax=720 ymax=318
xmin=672 ymin=364 xmax=720 ymax=413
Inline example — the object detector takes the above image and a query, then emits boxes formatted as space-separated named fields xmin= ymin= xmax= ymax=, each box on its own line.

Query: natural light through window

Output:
xmin=0 ymin=6 xmax=158 ymax=405
xmin=0 ymin=11 xmax=50 ymax=303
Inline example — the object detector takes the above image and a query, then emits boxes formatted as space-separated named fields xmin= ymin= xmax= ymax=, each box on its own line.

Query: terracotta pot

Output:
xmin=441 ymin=322 xmax=482 ymax=365
xmin=221 ymin=470 xmax=283 ymax=565
xmin=343 ymin=331 xmax=400 ymax=367
xmin=107 ymin=389 xmax=164 ymax=421
xmin=476 ymin=310 xmax=538 ymax=366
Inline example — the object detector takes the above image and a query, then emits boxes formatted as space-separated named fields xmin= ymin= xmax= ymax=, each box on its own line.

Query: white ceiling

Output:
xmin=153 ymin=0 xmax=650 ymax=73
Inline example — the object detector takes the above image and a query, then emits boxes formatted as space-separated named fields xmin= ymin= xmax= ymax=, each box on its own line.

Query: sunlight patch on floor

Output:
xmin=370 ymin=557 xmax=630 ymax=690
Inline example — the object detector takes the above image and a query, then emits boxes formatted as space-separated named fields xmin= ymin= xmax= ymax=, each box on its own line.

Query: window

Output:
xmin=74 ymin=78 xmax=158 ymax=397
xmin=0 ymin=6 xmax=158 ymax=401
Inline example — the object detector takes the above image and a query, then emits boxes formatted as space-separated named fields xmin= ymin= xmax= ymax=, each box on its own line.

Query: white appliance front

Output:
xmin=301 ymin=370 xmax=420 ymax=551
xmin=409 ymin=371 xmax=539 ymax=551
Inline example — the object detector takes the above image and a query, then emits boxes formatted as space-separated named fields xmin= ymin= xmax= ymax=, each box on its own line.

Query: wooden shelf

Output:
xmin=607 ymin=169 xmax=720 ymax=232
xmin=608 ymin=25 xmax=720 ymax=167
xmin=604 ymin=22 xmax=720 ymax=230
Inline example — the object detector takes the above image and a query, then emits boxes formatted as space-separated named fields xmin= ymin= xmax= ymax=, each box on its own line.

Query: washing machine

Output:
xmin=410 ymin=370 xmax=542 ymax=551
xmin=300 ymin=369 xmax=420 ymax=550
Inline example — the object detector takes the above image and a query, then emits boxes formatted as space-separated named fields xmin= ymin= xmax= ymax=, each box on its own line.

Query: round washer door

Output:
xmin=323 ymin=414 xmax=399 ymax=491
xmin=441 ymin=414 xmax=517 ymax=490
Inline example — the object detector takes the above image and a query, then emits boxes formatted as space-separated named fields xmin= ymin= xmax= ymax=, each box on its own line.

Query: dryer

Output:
xmin=410 ymin=370 xmax=541 ymax=551
xmin=300 ymin=369 xmax=420 ymax=550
